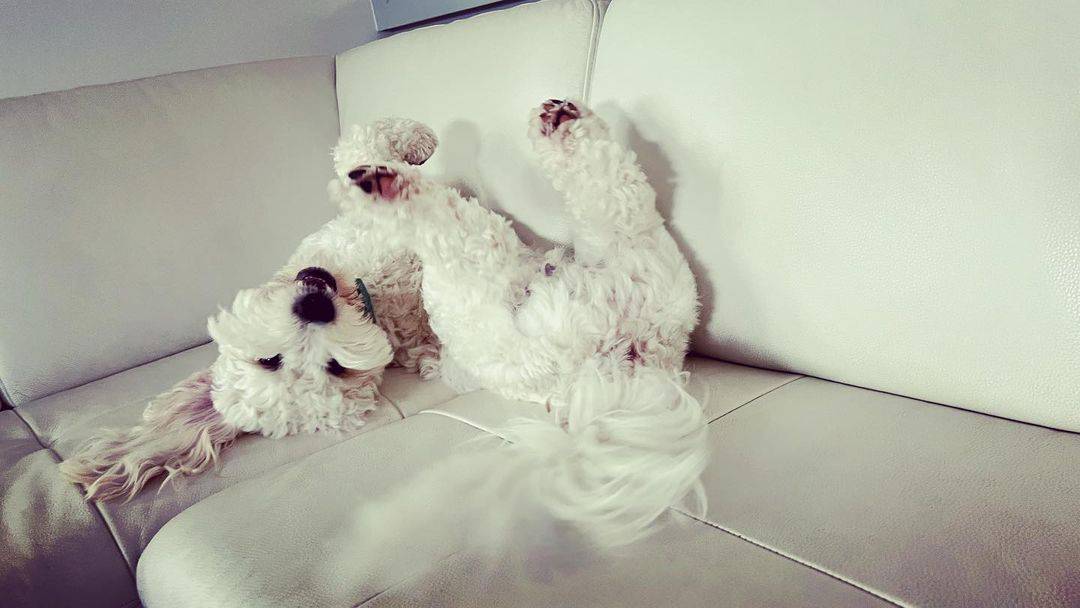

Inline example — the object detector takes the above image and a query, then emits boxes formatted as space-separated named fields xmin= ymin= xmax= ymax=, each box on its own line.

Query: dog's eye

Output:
xmin=326 ymin=358 xmax=347 ymax=377
xmin=257 ymin=354 xmax=283 ymax=371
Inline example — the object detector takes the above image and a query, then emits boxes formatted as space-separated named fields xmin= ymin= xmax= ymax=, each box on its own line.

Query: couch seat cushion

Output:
xmin=699 ymin=377 xmax=1080 ymax=607
xmin=137 ymin=357 xmax=857 ymax=607
xmin=1 ymin=410 xmax=137 ymax=608
xmin=18 ymin=343 xmax=459 ymax=569
xmin=138 ymin=356 xmax=1080 ymax=606
xmin=137 ymin=413 xmax=491 ymax=607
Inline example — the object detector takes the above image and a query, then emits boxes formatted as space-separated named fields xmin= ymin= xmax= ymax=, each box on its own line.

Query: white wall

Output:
xmin=0 ymin=0 xmax=377 ymax=99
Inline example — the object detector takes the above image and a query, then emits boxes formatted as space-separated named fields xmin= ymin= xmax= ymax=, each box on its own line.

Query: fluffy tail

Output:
xmin=342 ymin=366 xmax=709 ymax=583
xmin=59 ymin=370 xmax=239 ymax=502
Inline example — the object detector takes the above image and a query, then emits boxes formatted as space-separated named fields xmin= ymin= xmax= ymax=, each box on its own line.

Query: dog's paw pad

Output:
xmin=347 ymin=165 xmax=406 ymax=200
xmin=538 ymin=99 xmax=582 ymax=136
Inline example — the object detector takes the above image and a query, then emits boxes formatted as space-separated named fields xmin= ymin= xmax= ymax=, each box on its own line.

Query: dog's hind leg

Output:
xmin=347 ymin=170 xmax=558 ymax=392
xmin=528 ymin=100 xmax=665 ymax=263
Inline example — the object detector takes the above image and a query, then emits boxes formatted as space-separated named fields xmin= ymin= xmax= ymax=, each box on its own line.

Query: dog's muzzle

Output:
xmin=293 ymin=267 xmax=337 ymax=324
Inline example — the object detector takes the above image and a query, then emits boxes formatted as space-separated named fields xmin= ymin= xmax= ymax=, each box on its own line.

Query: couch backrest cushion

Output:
xmin=335 ymin=0 xmax=603 ymax=247
xmin=0 ymin=57 xmax=339 ymax=405
xmin=589 ymin=0 xmax=1080 ymax=431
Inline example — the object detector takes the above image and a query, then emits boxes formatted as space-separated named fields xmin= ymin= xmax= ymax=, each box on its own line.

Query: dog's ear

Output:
xmin=59 ymin=368 xmax=239 ymax=502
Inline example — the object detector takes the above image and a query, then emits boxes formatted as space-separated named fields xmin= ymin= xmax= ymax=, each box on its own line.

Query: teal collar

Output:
xmin=354 ymin=278 xmax=376 ymax=324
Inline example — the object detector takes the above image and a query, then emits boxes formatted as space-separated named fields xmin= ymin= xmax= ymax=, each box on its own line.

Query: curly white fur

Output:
xmin=330 ymin=100 xmax=709 ymax=575
xmin=61 ymin=120 xmax=441 ymax=501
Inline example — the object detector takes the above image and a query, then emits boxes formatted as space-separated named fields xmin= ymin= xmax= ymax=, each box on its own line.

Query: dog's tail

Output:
xmin=59 ymin=370 xmax=239 ymax=502
xmin=343 ymin=365 xmax=709 ymax=581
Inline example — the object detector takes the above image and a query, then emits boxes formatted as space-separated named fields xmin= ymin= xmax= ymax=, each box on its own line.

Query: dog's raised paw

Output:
xmin=347 ymin=165 xmax=406 ymax=200
xmin=538 ymin=99 xmax=582 ymax=136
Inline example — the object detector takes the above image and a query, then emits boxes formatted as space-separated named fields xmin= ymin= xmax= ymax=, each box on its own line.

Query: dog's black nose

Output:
xmin=293 ymin=291 xmax=336 ymax=324
xmin=295 ymin=266 xmax=337 ymax=293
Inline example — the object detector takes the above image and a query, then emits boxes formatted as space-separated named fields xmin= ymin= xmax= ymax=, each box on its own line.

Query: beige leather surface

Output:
xmin=1 ymin=412 xmax=137 ymax=608
xmin=20 ymin=344 xmax=221 ymax=456
xmin=18 ymin=342 xmax=458 ymax=568
xmin=378 ymin=366 xmax=464 ymax=417
xmin=335 ymin=0 xmax=602 ymax=247
xmin=135 ymin=359 xmax=849 ymax=608
xmin=138 ymin=356 xmax=1080 ymax=607
xmin=424 ymin=355 xmax=801 ymax=434
xmin=137 ymin=413 xmax=488 ymax=607
xmin=588 ymin=0 xmax=1080 ymax=431
xmin=360 ymin=509 xmax=888 ymax=608
xmin=0 ymin=56 xmax=340 ymax=405
xmin=701 ymin=377 xmax=1080 ymax=607
xmin=0 ymin=410 xmax=38 ymax=463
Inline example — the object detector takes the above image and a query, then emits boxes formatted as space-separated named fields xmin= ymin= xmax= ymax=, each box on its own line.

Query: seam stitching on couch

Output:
xmin=580 ymin=0 xmax=604 ymax=103
xmin=11 ymin=406 xmax=142 ymax=584
xmin=707 ymin=375 xmax=806 ymax=424
xmin=670 ymin=506 xmax=908 ymax=608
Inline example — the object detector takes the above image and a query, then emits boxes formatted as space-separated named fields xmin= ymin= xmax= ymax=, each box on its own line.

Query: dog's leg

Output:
xmin=528 ymin=99 xmax=665 ymax=263
xmin=529 ymin=99 xmax=699 ymax=374
xmin=345 ymin=168 xmax=556 ymax=392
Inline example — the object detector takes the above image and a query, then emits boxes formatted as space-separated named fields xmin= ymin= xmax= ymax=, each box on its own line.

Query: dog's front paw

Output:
xmin=537 ymin=99 xmax=582 ymax=136
xmin=347 ymin=165 xmax=408 ymax=201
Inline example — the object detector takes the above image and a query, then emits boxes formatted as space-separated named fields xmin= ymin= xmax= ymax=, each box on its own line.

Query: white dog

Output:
xmin=63 ymin=101 xmax=708 ymax=556
xmin=60 ymin=119 xmax=442 ymax=501
xmin=331 ymin=100 xmax=709 ymax=556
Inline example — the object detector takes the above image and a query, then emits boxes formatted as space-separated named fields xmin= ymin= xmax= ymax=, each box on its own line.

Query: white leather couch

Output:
xmin=2 ymin=1 xmax=1078 ymax=606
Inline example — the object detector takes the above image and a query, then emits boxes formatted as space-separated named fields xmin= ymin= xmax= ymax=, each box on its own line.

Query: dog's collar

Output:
xmin=354 ymin=278 xmax=376 ymax=324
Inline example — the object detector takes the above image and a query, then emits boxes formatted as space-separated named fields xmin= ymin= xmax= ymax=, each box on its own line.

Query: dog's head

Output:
xmin=206 ymin=266 xmax=393 ymax=437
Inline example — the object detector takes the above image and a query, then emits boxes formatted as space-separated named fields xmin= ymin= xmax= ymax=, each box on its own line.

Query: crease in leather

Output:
xmin=0 ymin=374 xmax=26 ymax=408
xmin=11 ymin=405 xmax=141 ymax=585
xmin=351 ymin=547 xmax=470 ymax=607
xmin=329 ymin=49 xmax=340 ymax=136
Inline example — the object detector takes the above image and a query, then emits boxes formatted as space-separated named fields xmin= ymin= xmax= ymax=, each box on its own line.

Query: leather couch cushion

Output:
xmin=18 ymin=343 xmax=458 ymax=569
xmin=335 ymin=0 xmax=603 ymax=247
xmin=1 ymin=411 xmax=137 ymax=608
xmin=137 ymin=356 xmax=1080 ymax=606
xmin=360 ymin=508 xmax=888 ymax=608
xmin=137 ymin=413 xmax=489 ymax=607
xmin=700 ymin=377 xmax=1080 ymax=607
xmin=588 ymin=0 xmax=1080 ymax=431
xmin=378 ymin=367 xmax=464 ymax=417
xmin=423 ymin=356 xmax=801 ymax=434
xmin=136 ymin=357 xmax=855 ymax=607
xmin=0 ymin=56 xmax=340 ymax=406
